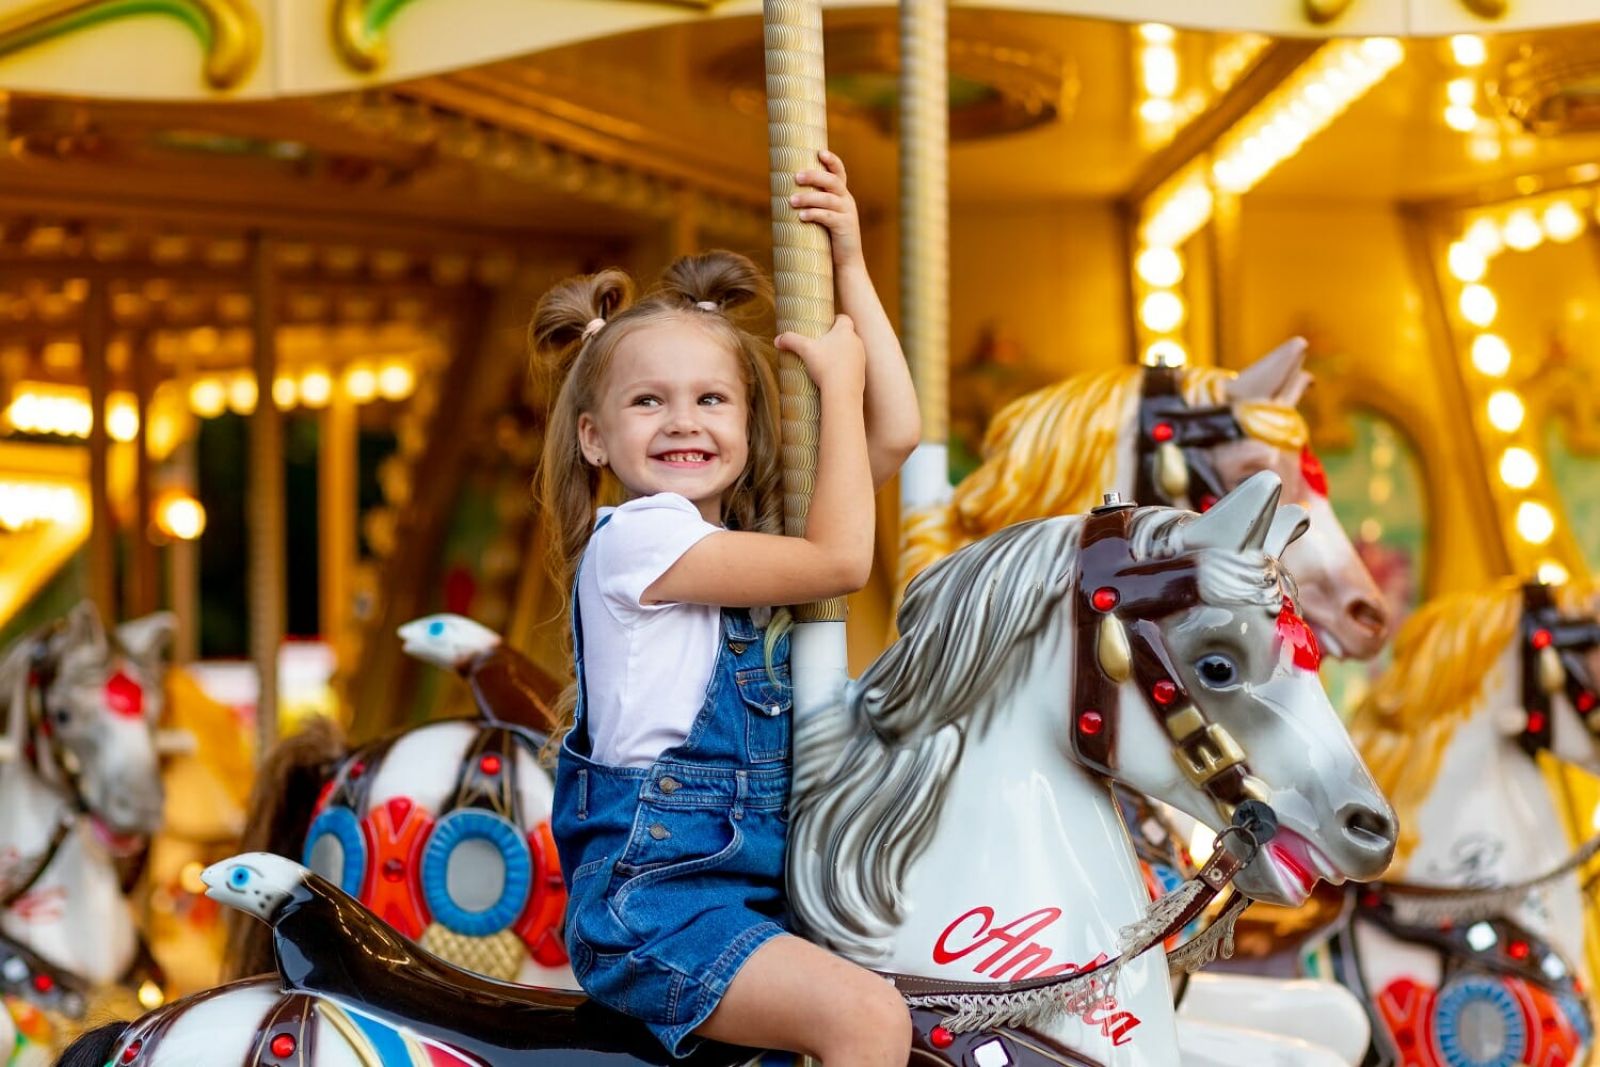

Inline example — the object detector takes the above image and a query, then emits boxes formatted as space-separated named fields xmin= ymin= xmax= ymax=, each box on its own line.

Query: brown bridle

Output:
xmin=1070 ymin=498 xmax=1276 ymax=832
xmin=1518 ymin=581 xmax=1600 ymax=757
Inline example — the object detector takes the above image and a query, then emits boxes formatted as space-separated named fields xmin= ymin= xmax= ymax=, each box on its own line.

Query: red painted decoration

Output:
xmin=515 ymin=821 xmax=572 ymax=967
xmin=1276 ymin=597 xmax=1322 ymax=671
xmin=1151 ymin=680 xmax=1177 ymax=706
xmin=1152 ymin=422 xmax=1175 ymax=443
xmin=1078 ymin=710 xmax=1104 ymax=736
xmin=1091 ymin=587 xmax=1119 ymax=612
xmin=930 ymin=1027 xmax=955 ymax=1049
xmin=362 ymin=797 xmax=436 ymax=938
xmin=1533 ymin=628 xmax=1553 ymax=650
xmin=271 ymin=1033 xmax=297 ymax=1058
xmin=104 ymin=670 xmax=144 ymax=719
xmin=1581 ymin=691 xmax=1598 ymax=712
xmin=385 ymin=796 xmax=413 ymax=827
xmin=1300 ymin=446 xmax=1329 ymax=498
xmin=121 ymin=1040 xmax=142 ymax=1064
xmin=480 ymin=753 xmax=502 ymax=776
xmin=1509 ymin=939 xmax=1531 ymax=960
xmin=1527 ymin=710 xmax=1548 ymax=734
xmin=31 ymin=973 xmax=52 ymax=993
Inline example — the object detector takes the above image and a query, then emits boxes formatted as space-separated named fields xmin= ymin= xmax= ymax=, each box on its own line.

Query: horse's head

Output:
xmin=3 ymin=603 xmax=176 ymax=846
xmin=1080 ymin=472 xmax=1397 ymax=906
xmin=1176 ymin=340 xmax=1389 ymax=660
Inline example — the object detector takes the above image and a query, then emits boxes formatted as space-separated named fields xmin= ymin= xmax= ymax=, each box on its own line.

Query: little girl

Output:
xmin=536 ymin=152 xmax=919 ymax=1066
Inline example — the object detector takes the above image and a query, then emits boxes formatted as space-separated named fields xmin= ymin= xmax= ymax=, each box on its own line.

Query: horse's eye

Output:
xmin=1197 ymin=655 xmax=1238 ymax=688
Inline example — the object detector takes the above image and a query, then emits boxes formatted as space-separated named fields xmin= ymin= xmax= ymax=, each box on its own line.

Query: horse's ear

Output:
xmin=1226 ymin=337 xmax=1307 ymax=401
xmin=62 ymin=601 xmax=110 ymax=659
xmin=1184 ymin=471 xmax=1282 ymax=552
xmin=117 ymin=612 xmax=178 ymax=670
xmin=1265 ymin=504 xmax=1311 ymax=558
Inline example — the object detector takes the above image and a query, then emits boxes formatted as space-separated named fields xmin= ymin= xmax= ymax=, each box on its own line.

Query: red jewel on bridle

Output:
xmin=104 ymin=670 xmax=144 ymax=719
xmin=1300 ymin=446 xmax=1329 ymax=499
xmin=1277 ymin=597 xmax=1322 ymax=671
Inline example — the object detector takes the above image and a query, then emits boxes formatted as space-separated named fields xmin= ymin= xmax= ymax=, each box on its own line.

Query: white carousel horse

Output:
xmin=224 ymin=613 xmax=573 ymax=990
xmin=55 ymin=472 xmax=1398 ymax=1067
xmin=1300 ymin=579 xmax=1600 ymax=1065
xmin=0 ymin=603 xmax=177 ymax=1053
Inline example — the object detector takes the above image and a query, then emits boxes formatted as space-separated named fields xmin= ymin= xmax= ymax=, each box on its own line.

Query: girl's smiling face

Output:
xmin=578 ymin=317 xmax=751 ymax=524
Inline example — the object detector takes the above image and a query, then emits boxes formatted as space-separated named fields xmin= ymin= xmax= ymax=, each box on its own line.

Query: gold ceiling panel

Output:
xmin=0 ymin=0 xmax=259 ymax=89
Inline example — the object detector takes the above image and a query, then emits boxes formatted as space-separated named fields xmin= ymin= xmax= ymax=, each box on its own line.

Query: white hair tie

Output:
xmin=581 ymin=317 xmax=605 ymax=340
xmin=695 ymin=301 xmax=718 ymax=312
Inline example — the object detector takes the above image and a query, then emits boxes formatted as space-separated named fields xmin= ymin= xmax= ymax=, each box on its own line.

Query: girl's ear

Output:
xmin=576 ymin=412 xmax=607 ymax=467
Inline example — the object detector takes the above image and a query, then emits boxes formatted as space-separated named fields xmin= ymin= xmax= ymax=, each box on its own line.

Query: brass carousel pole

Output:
xmin=248 ymin=237 xmax=285 ymax=756
xmin=83 ymin=278 xmax=114 ymax=620
xmin=897 ymin=0 xmax=949 ymax=519
xmin=764 ymin=0 xmax=844 ymax=715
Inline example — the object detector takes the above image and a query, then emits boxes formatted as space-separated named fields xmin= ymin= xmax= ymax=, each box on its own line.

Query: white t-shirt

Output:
xmin=577 ymin=493 xmax=723 ymax=768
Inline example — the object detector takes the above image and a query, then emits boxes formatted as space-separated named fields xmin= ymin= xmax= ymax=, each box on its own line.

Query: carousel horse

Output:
xmin=56 ymin=472 xmax=1397 ymax=1067
xmin=0 ymin=604 xmax=178 ymax=1060
xmin=1294 ymin=579 xmax=1600 ymax=1066
xmin=224 ymin=613 xmax=572 ymax=989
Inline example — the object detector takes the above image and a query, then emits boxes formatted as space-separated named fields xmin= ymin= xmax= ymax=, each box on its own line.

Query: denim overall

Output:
xmin=553 ymin=519 xmax=793 ymax=1056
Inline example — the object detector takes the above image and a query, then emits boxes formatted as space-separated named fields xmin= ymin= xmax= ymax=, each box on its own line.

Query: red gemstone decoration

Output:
xmin=121 ymin=1040 xmax=142 ymax=1064
xmin=1581 ymin=691 xmax=1597 ymax=712
xmin=1078 ymin=710 xmax=1104 ymax=736
xmin=1360 ymin=890 xmax=1381 ymax=908
xmin=1151 ymin=680 xmax=1178 ymax=706
xmin=1091 ymin=587 xmax=1119 ymax=612
xmin=930 ymin=1027 xmax=955 ymax=1049
xmin=1527 ymin=710 xmax=1548 ymax=734
xmin=382 ymin=858 xmax=405 ymax=883
xmin=1509 ymin=940 xmax=1531 ymax=960
xmin=348 ymin=761 xmax=366 ymax=779
xmin=32 ymin=973 xmax=53 ymax=992
xmin=1533 ymin=628 xmax=1553 ymax=650
xmin=105 ymin=670 xmax=144 ymax=719
xmin=271 ymin=1034 xmax=297 ymax=1058
xmin=1152 ymin=422 xmax=1175 ymax=443
xmin=1300 ymin=446 xmax=1329 ymax=498
xmin=480 ymin=753 xmax=502 ymax=775
xmin=1198 ymin=494 xmax=1218 ymax=512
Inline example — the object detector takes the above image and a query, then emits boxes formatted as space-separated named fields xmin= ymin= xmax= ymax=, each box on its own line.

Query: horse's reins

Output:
xmin=1135 ymin=365 xmax=1244 ymax=511
xmin=886 ymin=500 xmax=1281 ymax=1032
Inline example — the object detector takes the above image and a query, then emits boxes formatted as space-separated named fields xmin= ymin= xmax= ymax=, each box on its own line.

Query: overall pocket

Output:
xmin=610 ymin=798 xmax=745 ymax=937
xmin=737 ymin=664 xmax=792 ymax=764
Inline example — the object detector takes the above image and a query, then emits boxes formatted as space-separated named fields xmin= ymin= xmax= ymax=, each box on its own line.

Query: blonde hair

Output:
xmin=533 ymin=251 xmax=786 ymax=736
xmin=899 ymin=365 xmax=1309 ymax=589
xmin=1349 ymin=579 xmax=1596 ymax=865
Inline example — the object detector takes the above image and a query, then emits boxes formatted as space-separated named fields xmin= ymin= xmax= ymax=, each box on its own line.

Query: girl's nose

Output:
xmin=665 ymin=406 xmax=699 ymax=432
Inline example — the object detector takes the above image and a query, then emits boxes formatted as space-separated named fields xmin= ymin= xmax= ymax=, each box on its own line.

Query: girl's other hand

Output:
xmin=790 ymin=151 xmax=863 ymax=272
xmin=776 ymin=315 xmax=866 ymax=398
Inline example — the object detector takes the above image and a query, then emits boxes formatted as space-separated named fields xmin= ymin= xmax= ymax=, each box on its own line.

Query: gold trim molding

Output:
xmin=1304 ymin=0 xmax=1506 ymax=24
xmin=0 ymin=0 xmax=259 ymax=89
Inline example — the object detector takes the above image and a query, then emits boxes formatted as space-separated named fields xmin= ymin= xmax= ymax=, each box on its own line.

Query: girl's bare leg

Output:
xmin=696 ymin=934 xmax=912 ymax=1067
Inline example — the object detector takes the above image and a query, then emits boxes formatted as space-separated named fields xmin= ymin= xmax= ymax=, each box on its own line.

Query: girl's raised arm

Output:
xmin=645 ymin=315 xmax=874 ymax=608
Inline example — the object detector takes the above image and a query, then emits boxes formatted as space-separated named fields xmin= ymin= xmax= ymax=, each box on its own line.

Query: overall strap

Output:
xmin=568 ymin=513 xmax=614 ymax=747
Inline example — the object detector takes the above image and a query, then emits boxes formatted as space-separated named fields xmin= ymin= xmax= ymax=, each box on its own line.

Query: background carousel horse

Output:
xmin=57 ymin=473 xmax=1397 ymax=1067
xmin=225 ymin=614 xmax=573 ymax=990
xmin=1293 ymin=579 xmax=1600 ymax=1066
xmin=0 ymin=604 xmax=178 ymax=1061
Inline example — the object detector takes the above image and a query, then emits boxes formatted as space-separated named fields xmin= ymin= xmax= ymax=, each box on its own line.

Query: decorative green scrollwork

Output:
xmin=0 ymin=0 xmax=259 ymax=89
xmin=331 ymin=0 xmax=418 ymax=73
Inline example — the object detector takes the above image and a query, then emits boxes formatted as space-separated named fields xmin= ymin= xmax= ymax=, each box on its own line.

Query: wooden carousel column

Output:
xmin=319 ymin=380 xmax=357 ymax=662
xmin=764 ymin=0 xmax=843 ymax=715
xmin=248 ymin=237 xmax=286 ymax=756
xmin=129 ymin=329 xmax=159 ymax=617
xmin=83 ymin=276 xmax=115 ymax=620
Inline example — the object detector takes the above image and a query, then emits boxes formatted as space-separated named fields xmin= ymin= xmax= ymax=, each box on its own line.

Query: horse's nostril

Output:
xmin=1347 ymin=598 xmax=1388 ymax=637
xmin=1342 ymin=805 xmax=1395 ymax=848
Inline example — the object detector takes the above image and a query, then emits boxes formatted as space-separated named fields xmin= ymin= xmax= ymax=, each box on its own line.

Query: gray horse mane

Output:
xmin=786 ymin=507 xmax=1284 ymax=962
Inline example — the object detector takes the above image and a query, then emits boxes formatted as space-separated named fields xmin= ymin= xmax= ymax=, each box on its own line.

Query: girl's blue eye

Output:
xmin=229 ymin=867 xmax=250 ymax=889
xmin=700 ymin=394 xmax=724 ymax=405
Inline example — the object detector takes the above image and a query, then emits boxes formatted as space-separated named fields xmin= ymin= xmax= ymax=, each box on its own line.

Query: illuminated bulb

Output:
xmin=272 ymin=376 xmax=297 ymax=410
xmin=138 ymin=981 xmax=165 ymax=1010
xmin=1360 ymin=37 xmax=1405 ymax=68
xmin=1459 ymin=284 xmax=1497 ymax=327
xmin=179 ymin=861 xmax=207 ymax=894
xmin=1538 ymin=560 xmax=1570 ymax=586
xmin=1140 ymin=291 xmax=1186 ymax=333
xmin=377 ymin=361 xmax=417 ymax=401
xmin=1444 ymin=105 xmax=1479 ymax=133
xmin=156 ymin=494 xmax=207 ymax=541
xmin=1471 ymin=333 xmax=1512 ymax=376
xmin=107 ymin=399 xmax=139 ymax=443
xmin=300 ymin=369 xmax=333 ymax=408
xmin=1542 ymin=201 xmax=1584 ymax=243
xmin=188 ymin=378 xmax=226 ymax=419
xmin=1141 ymin=46 xmax=1179 ymax=98
xmin=1499 ymin=447 xmax=1539 ymax=489
xmin=1446 ymin=78 xmax=1476 ymax=107
xmin=1502 ymin=209 xmax=1543 ymax=251
xmin=343 ymin=363 xmax=378 ymax=402
xmin=1450 ymin=34 xmax=1487 ymax=67
xmin=1136 ymin=247 xmax=1184 ymax=288
xmin=1486 ymin=390 xmax=1525 ymax=432
xmin=1139 ymin=99 xmax=1175 ymax=124
xmin=1516 ymin=501 xmax=1556 ymax=545
xmin=226 ymin=375 xmax=258 ymax=415
xmin=1447 ymin=241 xmax=1486 ymax=282
xmin=1144 ymin=340 xmax=1187 ymax=367
xmin=1464 ymin=217 xmax=1504 ymax=257
xmin=1137 ymin=23 xmax=1176 ymax=44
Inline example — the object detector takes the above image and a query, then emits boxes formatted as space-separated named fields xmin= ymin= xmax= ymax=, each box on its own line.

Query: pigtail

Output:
xmin=656 ymin=251 xmax=774 ymax=329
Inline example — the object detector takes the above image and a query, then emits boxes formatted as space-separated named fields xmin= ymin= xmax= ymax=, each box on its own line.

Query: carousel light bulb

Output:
xmin=137 ymin=981 xmax=165 ymax=1010
xmin=1141 ymin=46 xmax=1179 ymax=98
xmin=1486 ymin=390 xmax=1525 ymax=432
xmin=1446 ymin=78 xmax=1476 ymax=107
xmin=226 ymin=375 xmax=258 ymax=415
xmin=1444 ymin=105 xmax=1479 ymax=133
xmin=106 ymin=398 xmax=139 ymax=443
xmin=1542 ymin=201 xmax=1585 ymax=243
xmin=272 ymin=375 xmax=297 ymax=410
xmin=1459 ymin=284 xmax=1498 ymax=327
xmin=1136 ymin=247 xmax=1185 ymax=288
xmin=1464 ymin=217 xmax=1504 ymax=257
xmin=1137 ymin=23 xmax=1175 ymax=44
xmin=377 ymin=361 xmax=417 ymax=401
xmin=343 ymin=363 xmax=378 ymax=402
xmin=187 ymin=378 xmax=226 ymax=419
xmin=299 ymin=368 xmax=332 ymax=408
xmin=1140 ymin=291 xmax=1186 ymax=333
xmin=1447 ymin=241 xmax=1486 ymax=282
xmin=1471 ymin=333 xmax=1512 ymax=376
xmin=1360 ymin=37 xmax=1404 ymax=68
xmin=1502 ymin=209 xmax=1543 ymax=252
xmin=1499 ymin=447 xmax=1539 ymax=489
xmin=155 ymin=494 xmax=206 ymax=541
xmin=1450 ymin=35 xmax=1487 ymax=67
xmin=1516 ymin=501 xmax=1556 ymax=545
xmin=1139 ymin=99 xmax=1176 ymax=124
xmin=1538 ymin=560 xmax=1570 ymax=586
xmin=1144 ymin=340 xmax=1188 ymax=367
